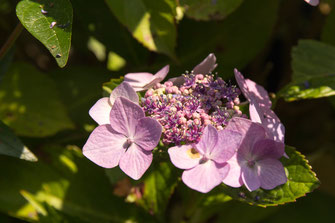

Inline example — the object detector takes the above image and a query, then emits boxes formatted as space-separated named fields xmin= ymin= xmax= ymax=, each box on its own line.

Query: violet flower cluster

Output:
xmin=83 ymin=53 xmax=288 ymax=193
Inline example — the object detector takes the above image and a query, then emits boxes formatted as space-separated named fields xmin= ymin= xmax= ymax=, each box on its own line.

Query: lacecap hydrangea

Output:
xmin=83 ymin=54 xmax=287 ymax=193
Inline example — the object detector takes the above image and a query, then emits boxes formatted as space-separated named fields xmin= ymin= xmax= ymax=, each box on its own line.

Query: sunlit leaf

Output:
xmin=0 ymin=145 xmax=155 ymax=223
xmin=0 ymin=121 xmax=37 ymax=161
xmin=0 ymin=62 xmax=74 ymax=137
xmin=16 ymin=0 xmax=73 ymax=68
xmin=138 ymin=162 xmax=178 ymax=220
xmin=279 ymin=40 xmax=335 ymax=101
xmin=181 ymin=0 xmax=244 ymax=21
xmin=105 ymin=0 xmax=177 ymax=58
xmin=221 ymin=146 xmax=320 ymax=207
xmin=102 ymin=77 xmax=124 ymax=96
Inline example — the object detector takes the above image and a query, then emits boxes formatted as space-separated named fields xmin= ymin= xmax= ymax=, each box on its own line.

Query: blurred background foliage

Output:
xmin=0 ymin=0 xmax=335 ymax=222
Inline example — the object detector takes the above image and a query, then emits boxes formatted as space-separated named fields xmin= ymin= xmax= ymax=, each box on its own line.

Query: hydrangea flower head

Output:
xmin=124 ymin=65 xmax=169 ymax=91
xmin=83 ymin=97 xmax=162 ymax=180
xmin=223 ymin=117 xmax=287 ymax=191
xmin=89 ymin=82 xmax=139 ymax=125
xmin=168 ymin=125 xmax=242 ymax=193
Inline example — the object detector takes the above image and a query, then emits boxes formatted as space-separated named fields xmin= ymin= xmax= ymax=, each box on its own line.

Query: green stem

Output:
xmin=0 ymin=23 xmax=23 ymax=60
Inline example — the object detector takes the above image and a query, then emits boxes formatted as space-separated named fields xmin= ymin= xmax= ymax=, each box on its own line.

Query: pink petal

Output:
xmin=210 ymin=130 xmax=241 ymax=163
xmin=226 ymin=118 xmax=266 ymax=157
xmin=250 ymin=105 xmax=285 ymax=143
xmin=89 ymin=97 xmax=112 ymax=125
xmin=252 ymin=139 xmax=285 ymax=160
xmin=193 ymin=53 xmax=217 ymax=75
xmin=110 ymin=97 xmax=144 ymax=137
xmin=234 ymin=68 xmax=251 ymax=99
xmin=182 ymin=160 xmax=229 ymax=193
xmin=143 ymin=65 xmax=169 ymax=89
xmin=110 ymin=82 xmax=139 ymax=105
xmin=304 ymin=0 xmax=319 ymax=6
xmin=168 ymin=145 xmax=202 ymax=170
xmin=241 ymin=165 xmax=261 ymax=191
xmin=249 ymin=102 xmax=263 ymax=123
xmin=196 ymin=125 xmax=218 ymax=155
xmin=83 ymin=125 xmax=126 ymax=168
xmin=245 ymin=79 xmax=272 ymax=108
xmin=134 ymin=117 xmax=162 ymax=151
xmin=119 ymin=143 xmax=153 ymax=180
xmin=262 ymin=109 xmax=285 ymax=143
xmin=124 ymin=66 xmax=169 ymax=91
xmin=124 ymin=72 xmax=154 ymax=88
xmin=222 ymin=154 xmax=243 ymax=187
xmin=258 ymin=159 xmax=287 ymax=190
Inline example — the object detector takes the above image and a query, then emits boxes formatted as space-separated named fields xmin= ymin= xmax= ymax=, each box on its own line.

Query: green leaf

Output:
xmin=16 ymin=0 xmax=73 ymax=68
xmin=177 ymin=0 xmax=280 ymax=78
xmin=0 ymin=62 xmax=74 ymax=137
xmin=138 ymin=162 xmax=178 ymax=220
xmin=21 ymin=190 xmax=89 ymax=223
xmin=0 ymin=145 xmax=155 ymax=223
xmin=0 ymin=121 xmax=37 ymax=161
xmin=105 ymin=0 xmax=177 ymax=58
xmin=102 ymin=76 xmax=124 ymax=96
xmin=220 ymin=146 xmax=320 ymax=207
xmin=181 ymin=0 xmax=244 ymax=21
xmin=279 ymin=40 xmax=335 ymax=101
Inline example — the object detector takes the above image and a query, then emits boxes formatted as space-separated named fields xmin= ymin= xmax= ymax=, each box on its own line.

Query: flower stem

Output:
xmin=0 ymin=23 xmax=23 ymax=60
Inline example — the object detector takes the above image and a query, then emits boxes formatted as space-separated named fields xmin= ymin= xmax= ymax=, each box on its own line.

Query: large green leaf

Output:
xmin=0 ymin=145 xmax=155 ymax=223
xmin=0 ymin=62 xmax=74 ymax=137
xmin=105 ymin=0 xmax=177 ymax=58
xmin=16 ymin=0 xmax=73 ymax=68
xmin=177 ymin=0 xmax=280 ymax=78
xmin=0 ymin=120 xmax=37 ymax=161
xmin=279 ymin=40 xmax=335 ymax=101
xmin=220 ymin=146 xmax=320 ymax=207
xmin=138 ymin=162 xmax=178 ymax=220
xmin=181 ymin=0 xmax=244 ymax=21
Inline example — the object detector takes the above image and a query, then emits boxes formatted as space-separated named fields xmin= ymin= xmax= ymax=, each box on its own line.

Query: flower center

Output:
xmin=123 ymin=138 xmax=133 ymax=149
xmin=187 ymin=148 xmax=201 ymax=159
xmin=247 ymin=160 xmax=256 ymax=168
xmin=199 ymin=156 xmax=209 ymax=164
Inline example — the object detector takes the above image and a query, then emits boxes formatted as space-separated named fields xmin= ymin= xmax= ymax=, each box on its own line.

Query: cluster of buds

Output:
xmin=142 ymin=72 xmax=242 ymax=145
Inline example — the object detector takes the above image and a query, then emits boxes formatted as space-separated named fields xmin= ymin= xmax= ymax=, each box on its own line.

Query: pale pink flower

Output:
xmin=168 ymin=125 xmax=242 ymax=193
xmin=223 ymin=117 xmax=287 ymax=191
xmin=83 ymin=97 xmax=162 ymax=180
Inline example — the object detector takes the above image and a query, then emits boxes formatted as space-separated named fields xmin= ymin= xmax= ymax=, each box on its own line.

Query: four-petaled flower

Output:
xmin=223 ymin=117 xmax=287 ymax=191
xmin=89 ymin=82 xmax=139 ymax=125
xmin=124 ymin=65 xmax=170 ymax=91
xmin=83 ymin=97 xmax=162 ymax=180
xmin=168 ymin=125 xmax=242 ymax=193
